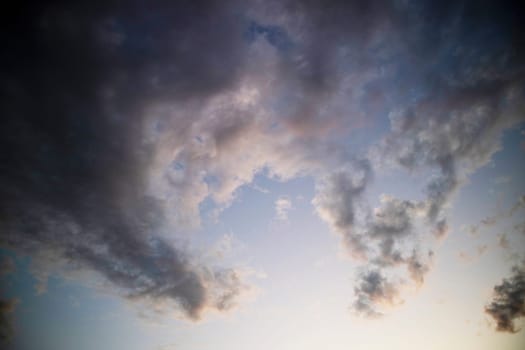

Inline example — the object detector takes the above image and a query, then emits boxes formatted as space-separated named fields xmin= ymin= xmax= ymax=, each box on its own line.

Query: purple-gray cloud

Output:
xmin=0 ymin=257 xmax=15 ymax=277
xmin=485 ymin=263 xmax=525 ymax=333
xmin=309 ymin=0 xmax=525 ymax=316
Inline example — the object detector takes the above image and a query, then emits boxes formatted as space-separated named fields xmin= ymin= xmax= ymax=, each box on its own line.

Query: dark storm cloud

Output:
xmin=485 ymin=263 xmax=525 ymax=333
xmin=0 ymin=0 xmax=250 ymax=320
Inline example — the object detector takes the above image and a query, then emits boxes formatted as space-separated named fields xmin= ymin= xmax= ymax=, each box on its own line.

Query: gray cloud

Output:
xmin=485 ymin=263 xmax=525 ymax=333
xmin=293 ymin=0 xmax=524 ymax=319
xmin=275 ymin=196 xmax=292 ymax=221
xmin=352 ymin=269 xmax=401 ymax=318
xmin=367 ymin=197 xmax=422 ymax=267
xmin=406 ymin=250 xmax=433 ymax=287
xmin=498 ymin=234 xmax=510 ymax=250
xmin=0 ymin=0 xmax=254 ymax=320
xmin=312 ymin=162 xmax=436 ymax=314
xmin=2 ymin=0 xmax=358 ymax=322
xmin=380 ymin=93 xmax=524 ymax=228
xmin=314 ymin=169 xmax=434 ymax=315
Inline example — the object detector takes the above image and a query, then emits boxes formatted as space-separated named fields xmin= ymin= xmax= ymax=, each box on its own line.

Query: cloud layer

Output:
xmin=1 ymin=0 xmax=524 ymax=323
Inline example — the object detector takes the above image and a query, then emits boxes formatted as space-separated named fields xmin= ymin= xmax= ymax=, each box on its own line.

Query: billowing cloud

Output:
xmin=485 ymin=263 xmax=525 ymax=333
xmin=0 ymin=0 xmax=256 ymax=321
xmin=0 ymin=0 xmax=362 ymax=321
xmin=313 ymin=160 xmax=372 ymax=260
xmin=352 ymin=269 xmax=402 ymax=318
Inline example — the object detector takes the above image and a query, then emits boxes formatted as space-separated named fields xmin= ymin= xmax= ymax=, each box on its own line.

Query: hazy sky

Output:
xmin=1 ymin=1 xmax=525 ymax=349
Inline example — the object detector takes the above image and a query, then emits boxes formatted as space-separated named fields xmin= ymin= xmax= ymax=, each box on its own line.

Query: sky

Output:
xmin=1 ymin=1 xmax=525 ymax=349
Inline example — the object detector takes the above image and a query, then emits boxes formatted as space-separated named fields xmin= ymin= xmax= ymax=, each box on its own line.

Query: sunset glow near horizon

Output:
xmin=1 ymin=1 xmax=525 ymax=350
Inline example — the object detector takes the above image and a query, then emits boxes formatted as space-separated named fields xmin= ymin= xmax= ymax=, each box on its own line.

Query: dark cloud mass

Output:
xmin=485 ymin=263 xmax=525 ymax=333
xmin=0 ymin=0 xmax=250 ymax=320
xmin=1 ymin=0 xmax=525 ymax=324
xmin=309 ymin=0 xmax=525 ymax=316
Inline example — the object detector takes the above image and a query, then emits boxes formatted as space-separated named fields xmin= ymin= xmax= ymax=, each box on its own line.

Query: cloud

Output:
xmin=275 ymin=196 xmax=292 ymax=221
xmin=156 ymin=344 xmax=177 ymax=350
xmin=312 ymin=162 xmax=436 ymax=314
xmin=406 ymin=250 xmax=434 ymax=287
xmin=485 ymin=263 xmax=525 ymax=333
xmin=354 ymin=88 xmax=523 ymax=313
xmin=463 ymin=194 xmax=525 ymax=242
xmin=313 ymin=166 xmax=434 ymax=315
xmin=498 ymin=234 xmax=510 ymax=250
xmin=313 ymin=96 xmax=523 ymax=314
xmin=309 ymin=0 xmax=525 ymax=316
xmin=511 ymin=195 xmax=525 ymax=216
xmin=368 ymin=196 xmax=421 ymax=267
xmin=352 ymin=269 xmax=402 ymax=318
xmin=493 ymin=176 xmax=511 ymax=185
xmin=1 ymin=0 xmax=361 ymax=321
xmin=1 ymin=0 xmax=524 ymax=324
